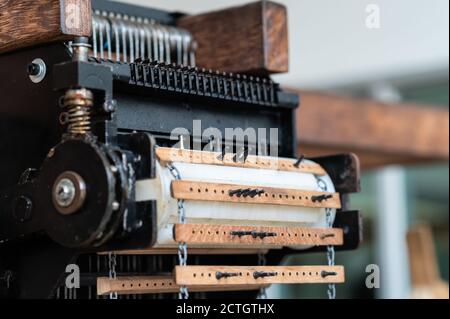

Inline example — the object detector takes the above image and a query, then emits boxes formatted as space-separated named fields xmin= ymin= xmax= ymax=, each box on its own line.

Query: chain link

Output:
xmin=168 ymin=163 xmax=189 ymax=299
xmin=317 ymin=177 xmax=336 ymax=300
xmin=108 ymin=252 xmax=118 ymax=299
xmin=257 ymin=252 xmax=267 ymax=299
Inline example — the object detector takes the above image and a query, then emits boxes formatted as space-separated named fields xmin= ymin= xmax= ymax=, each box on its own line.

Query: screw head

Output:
xmin=28 ymin=58 xmax=46 ymax=83
xmin=54 ymin=178 xmax=76 ymax=207
xmin=52 ymin=171 xmax=86 ymax=215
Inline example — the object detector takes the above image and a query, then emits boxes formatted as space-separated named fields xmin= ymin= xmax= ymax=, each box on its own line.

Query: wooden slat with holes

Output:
xmin=156 ymin=147 xmax=326 ymax=176
xmin=174 ymin=224 xmax=343 ymax=246
xmin=0 ymin=0 xmax=92 ymax=54
xmin=171 ymin=180 xmax=341 ymax=209
xmin=97 ymin=276 xmax=268 ymax=295
xmin=174 ymin=266 xmax=345 ymax=286
xmin=98 ymin=249 xmax=269 ymax=255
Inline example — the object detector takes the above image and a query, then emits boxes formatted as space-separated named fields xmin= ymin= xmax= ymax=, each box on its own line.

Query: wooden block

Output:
xmin=174 ymin=224 xmax=343 ymax=246
xmin=156 ymin=147 xmax=327 ymax=176
xmin=174 ymin=266 xmax=345 ymax=286
xmin=177 ymin=1 xmax=288 ymax=75
xmin=97 ymin=276 xmax=268 ymax=295
xmin=171 ymin=180 xmax=341 ymax=209
xmin=0 ymin=0 xmax=92 ymax=54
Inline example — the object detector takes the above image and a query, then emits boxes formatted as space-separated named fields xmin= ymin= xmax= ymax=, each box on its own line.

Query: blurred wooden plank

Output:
xmin=98 ymin=248 xmax=269 ymax=255
xmin=97 ymin=276 xmax=267 ymax=295
xmin=407 ymin=225 xmax=449 ymax=299
xmin=177 ymin=1 xmax=288 ymax=75
xmin=0 ymin=0 xmax=92 ymax=54
xmin=294 ymin=90 xmax=449 ymax=169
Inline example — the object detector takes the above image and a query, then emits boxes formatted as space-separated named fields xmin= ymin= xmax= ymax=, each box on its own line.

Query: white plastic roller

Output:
xmin=135 ymin=153 xmax=337 ymax=250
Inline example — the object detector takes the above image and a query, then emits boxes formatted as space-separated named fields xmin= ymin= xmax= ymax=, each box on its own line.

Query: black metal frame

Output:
xmin=0 ymin=1 xmax=361 ymax=299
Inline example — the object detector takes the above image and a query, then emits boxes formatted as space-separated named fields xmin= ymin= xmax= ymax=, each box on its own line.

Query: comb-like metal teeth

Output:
xmin=91 ymin=12 xmax=196 ymax=66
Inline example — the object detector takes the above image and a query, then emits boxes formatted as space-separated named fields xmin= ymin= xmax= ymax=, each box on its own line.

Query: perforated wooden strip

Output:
xmin=174 ymin=266 xmax=345 ymax=286
xmin=156 ymin=147 xmax=327 ymax=175
xmin=96 ymin=276 xmax=268 ymax=295
xmin=174 ymin=224 xmax=343 ymax=246
xmin=98 ymin=248 xmax=269 ymax=255
xmin=171 ymin=180 xmax=341 ymax=209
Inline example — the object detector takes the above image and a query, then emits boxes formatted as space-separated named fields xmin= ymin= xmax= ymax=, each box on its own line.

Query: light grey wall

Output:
xmin=114 ymin=0 xmax=449 ymax=89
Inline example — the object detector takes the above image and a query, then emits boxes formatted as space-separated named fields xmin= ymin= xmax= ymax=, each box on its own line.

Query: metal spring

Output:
xmin=61 ymin=89 xmax=94 ymax=136
xmin=92 ymin=10 xmax=196 ymax=66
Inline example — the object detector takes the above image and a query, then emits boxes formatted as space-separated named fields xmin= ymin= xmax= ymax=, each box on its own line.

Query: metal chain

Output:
xmin=167 ymin=163 xmax=189 ymax=299
xmin=108 ymin=252 xmax=118 ymax=299
xmin=316 ymin=178 xmax=336 ymax=299
xmin=257 ymin=252 xmax=267 ymax=299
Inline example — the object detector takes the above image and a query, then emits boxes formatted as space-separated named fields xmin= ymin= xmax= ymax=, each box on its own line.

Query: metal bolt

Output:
xmin=54 ymin=178 xmax=76 ymax=207
xmin=28 ymin=58 xmax=46 ymax=83
xmin=52 ymin=171 xmax=86 ymax=215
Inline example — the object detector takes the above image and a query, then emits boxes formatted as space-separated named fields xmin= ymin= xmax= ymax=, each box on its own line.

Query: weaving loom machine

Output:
xmin=0 ymin=0 xmax=362 ymax=299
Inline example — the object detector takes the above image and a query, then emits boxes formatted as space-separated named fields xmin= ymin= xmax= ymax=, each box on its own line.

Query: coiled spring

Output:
xmin=60 ymin=88 xmax=94 ymax=136
xmin=92 ymin=11 xmax=197 ymax=66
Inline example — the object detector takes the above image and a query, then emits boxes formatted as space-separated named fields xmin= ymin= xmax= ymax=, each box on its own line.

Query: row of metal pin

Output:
xmin=92 ymin=11 xmax=197 ymax=66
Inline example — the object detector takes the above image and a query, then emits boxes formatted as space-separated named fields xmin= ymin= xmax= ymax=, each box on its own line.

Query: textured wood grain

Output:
xmin=174 ymin=224 xmax=343 ymax=246
xmin=0 ymin=0 xmax=92 ymax=54
xmin=294 ymin=90 xmax=449 ymax=168
xmin=97 ymin=276 xmax=267 ymax=295
xmin=171 ymin=180 xmax=341 ymax=209
xmin=156 ymin=147 xmax=326 ymax=175
xmin=174 ymin=266 xmax=345 ymax=285
xmin=177 ymin=1 xmax=288 ymax=75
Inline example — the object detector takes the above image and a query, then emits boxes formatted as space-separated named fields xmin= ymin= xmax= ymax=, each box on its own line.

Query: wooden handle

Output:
xmin=0 ymin=0 xmax=92 ymax=54
xmin=177 ymin=1 xmax=288 ymax=75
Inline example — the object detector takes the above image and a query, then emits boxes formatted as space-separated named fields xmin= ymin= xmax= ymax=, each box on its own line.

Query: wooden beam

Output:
xmin=171 ymin=180 xmax=341 ymax=209
xmin=0 ymin=0 xmax=92 ymax=54
xmin=174 ymin=224 xmax=343 ymax=246
xmin=177 ymin=1 xmax=288 ymax=75
xmin=294 ymin=90 xmax=449 ymax=169
xmin=174 ymin=266 xmax=345 ymax=286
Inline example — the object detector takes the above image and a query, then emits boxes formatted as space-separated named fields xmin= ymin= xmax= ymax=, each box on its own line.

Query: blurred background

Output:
xmin=119 ymin=0 xmax=449 ymax=299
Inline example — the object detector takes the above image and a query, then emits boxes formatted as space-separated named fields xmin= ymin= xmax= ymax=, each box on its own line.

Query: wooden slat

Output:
xmin=174 ymin=266 xmax=345 ymax=286
xmin=98 ymin=248 xmax=269 ymax=255
xmin=407 ymin=225 xmax=441 ymax=287
xmin=177 ymin=1 xmax=288 ymax=75
xmin=0 ymin=0 xmax=92 ymax=54
xmin=295 ymin=90 xmax=449 ymax=168
xmin=171 ymin=180 xmax=341 ymax=209
xmin=97 ymin=276 xmax=268 ymax=295
xmin=156 ymin=147 xmax=326 ymax=175
xmin=174 ymin=224 xmax=343 ymax=246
